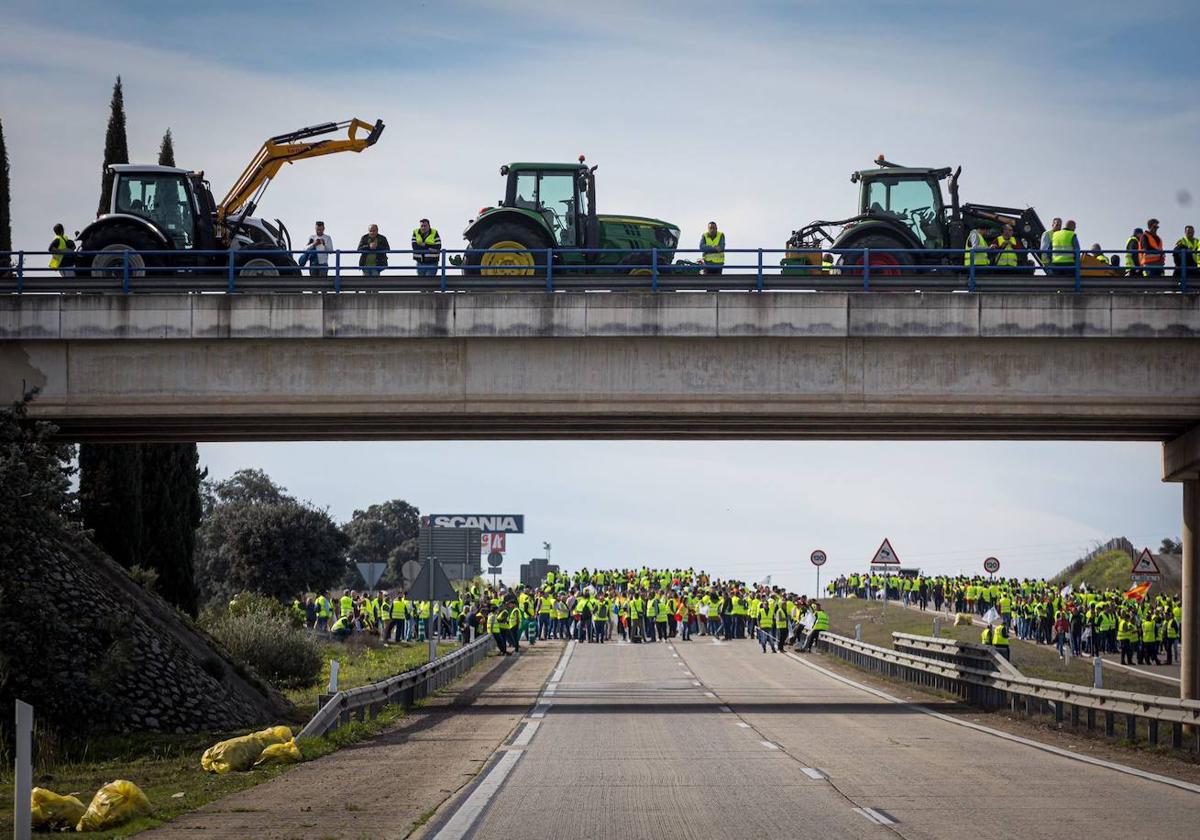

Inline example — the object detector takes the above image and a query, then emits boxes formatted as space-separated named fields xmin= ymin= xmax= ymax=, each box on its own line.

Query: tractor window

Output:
xmin=865 ymin=178 xmax=941 ymax=246
xmin=115 ymin=174 xmax=196 ymax=248
xmin=513 ymin=172 xmax=538 ymax=211
xmin=537 ymin=173 xmax=577 ymax=247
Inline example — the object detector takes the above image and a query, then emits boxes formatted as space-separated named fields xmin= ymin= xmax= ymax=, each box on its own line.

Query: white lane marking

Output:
xmin=432 ymin=750 xmax=521 ymax=839
xmin=736 ymin=722 xmax=750 ymax=728
xmin=785 ymin=651 xmax=1200 ymax=796
xmin=704 ymin=691 xmax=716 ymax=698
xmin=511 ymin=720 xmax=540 ymax=747
xmin=672 ymin=652 xmax=679 ymax=658
xmin=800 ymin=767 xmax=827 ymax=781
xmin=760 ymin=740 xmax=779 ymax=750
xmin=682 ymin=671 xmax=693 ymax=677
xmin=719 ymin=705 xmax=732 ymax=713
xmin=861 ymin=807 xmax=895 ymax=825
xmin=691 ymin=681 xmax=701 ymax=687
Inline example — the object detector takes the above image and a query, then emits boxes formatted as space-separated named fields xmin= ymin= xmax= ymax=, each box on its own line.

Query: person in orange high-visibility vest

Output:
xmin=1139 ymin=218 xmax=1165 ymax=277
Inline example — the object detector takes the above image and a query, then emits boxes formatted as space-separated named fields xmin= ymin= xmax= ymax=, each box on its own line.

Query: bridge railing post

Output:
xmin=1182 ymin=251 xmax=1189 ymax=293
xmin=862 ymin=248 xmax=871 ymax=291
xmin=968 ymin=252 xmax=977 ymax=292
xmin=1074 ymin=255 xmax=1082 ymax=293
xmin=756 ymin=248 xmax=764 ymax=291
xmin=122 ymin=249 xmax=131 ymax=293
xmin=439 ymin=249 xmax=447 ymax=291
xmin=227 ymin=249 xmax=236 ymax=293
xmin=334 ymin=250 xmax=342 ymax=293
xmin=545 ymin=249 xmax=554 ymax=291
xmin=651 ymin=248 xmax=659 ymax=293
xmin=16 ymin=251 xmax=24 ymax=294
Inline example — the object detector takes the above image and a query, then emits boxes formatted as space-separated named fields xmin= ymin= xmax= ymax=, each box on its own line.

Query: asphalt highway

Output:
xmin=427 ymin=636 xmax=1200 ymax=840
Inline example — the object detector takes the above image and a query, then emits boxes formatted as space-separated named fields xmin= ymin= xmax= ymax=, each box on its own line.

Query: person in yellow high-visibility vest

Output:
xmin=700 ymin=221 xmax=725 ymax=275
xmin=963 ymin=227 xmax=991 ymax=268
xmin=48 ymin=223 xmax=74 ymax=276
xmin=993 ymin=224 xmax=1020 ymax=270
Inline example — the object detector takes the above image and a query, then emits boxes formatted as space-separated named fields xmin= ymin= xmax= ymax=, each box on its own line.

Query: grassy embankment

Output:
xmin=0 ymin=639 xmax=457 ymax=838
xmin=1051 ymin=549 xmax=1182 ymax=596
xmin=823 ymin=598 xmax=1169 ymax=696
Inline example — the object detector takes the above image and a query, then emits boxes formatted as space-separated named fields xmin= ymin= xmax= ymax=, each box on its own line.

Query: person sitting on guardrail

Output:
xmin=799 ymin=602 xmax=829 ymax=652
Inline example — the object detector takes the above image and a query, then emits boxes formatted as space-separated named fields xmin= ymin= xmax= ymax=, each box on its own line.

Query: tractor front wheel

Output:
xmin=466 ymin=223 xmax=549 ymax=277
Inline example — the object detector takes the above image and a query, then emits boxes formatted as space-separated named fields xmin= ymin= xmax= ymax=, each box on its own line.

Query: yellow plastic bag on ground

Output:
xmin=201 ymin=725 xmax=294 ymax=773
xmin=955 ymin=613 xmax=974 ymax=626
xmin=254 ymin=738 xmax=303 ymax=767
xmin=30 ymin=787 xmax=86 ymax=830
xmin=75 ymin=780 xmax=152 ymax=832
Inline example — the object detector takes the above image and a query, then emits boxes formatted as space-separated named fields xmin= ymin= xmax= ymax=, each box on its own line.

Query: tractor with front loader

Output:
xmin=461 ymin=157 xmax=681 ymax=275
xmin=784 ymin=156 xmax=1047 ymax=275
xmin=78 ymin=118 xmax=384 ymax=277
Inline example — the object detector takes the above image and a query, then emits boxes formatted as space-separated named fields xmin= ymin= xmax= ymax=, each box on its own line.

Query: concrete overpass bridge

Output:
xmin=2 ymin=289 xmax=1199 ymax=705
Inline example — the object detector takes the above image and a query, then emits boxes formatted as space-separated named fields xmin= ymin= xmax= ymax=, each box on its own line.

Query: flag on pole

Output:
xmin=1059 ymin=583 xmax=1073 ymax=597
xmin=1122 ymin=582 xmax=1151 ymax=601
xmin=982 ymin=607 xmax=1000 ymax=625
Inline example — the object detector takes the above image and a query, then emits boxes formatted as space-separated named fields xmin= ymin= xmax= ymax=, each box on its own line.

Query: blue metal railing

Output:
xmin=0 ymin=245 xmax=1193 ymax=294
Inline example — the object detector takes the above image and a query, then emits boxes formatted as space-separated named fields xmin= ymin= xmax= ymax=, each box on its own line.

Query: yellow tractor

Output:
xmin=79 ymin=118 xmax=384 ymax=276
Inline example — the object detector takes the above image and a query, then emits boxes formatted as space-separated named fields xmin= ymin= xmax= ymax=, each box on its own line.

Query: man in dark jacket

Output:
xmin=357 ymin=224 xmax=390 ymax=277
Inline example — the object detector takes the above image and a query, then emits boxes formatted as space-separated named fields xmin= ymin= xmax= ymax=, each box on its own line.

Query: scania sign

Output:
xmin=428 ymin=514 xmax=525 ymax=534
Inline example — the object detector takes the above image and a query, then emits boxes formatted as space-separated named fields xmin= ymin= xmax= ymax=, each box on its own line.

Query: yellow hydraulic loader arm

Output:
xmin=217 ymin=117 xmax=385 ymax=224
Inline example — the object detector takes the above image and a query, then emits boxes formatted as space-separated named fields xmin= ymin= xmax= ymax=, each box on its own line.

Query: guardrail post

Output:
xmin=15 ymin=252 xmax=24 ymax=294
xmin=1182 ymin=254 xmax=1189 ymax=293
xmin=1073 ymin=256 xmax=1082 ymax=293
xmin=756 ymin=248 xmax=764 ymax=292
xmin=545 ymin=249 xmax=554 ymax=292
xmin=122 ymin=249 xmax=131 ymax=293
xmin=439 ymin=249 xmax=447 ymax=291
xmin=651 ymin=248 xmax=658 ymax=292
xmin=227 ymin=250 xmax=236 ymax=293
xmin=334 ymin=250 xmax=342 ymax=293
xmin=854 ymin=623 xmax=861 ymax=642
xmin=968 ymin=255 xmax=976 ymax=293
xmin=1125 ymin=713 xmax=1137 ymax=741
xmin=1171 ymin=722 xmax=1183 ymax=749
xmin=1070 ymin=704 xmax=1080 ymax=727
xmin=1148 ymin=718 xmax=1159 ymax=746
xmin=15 ymin=699 xmax=32 ymax=840
xmin=932 ymin=618 xmax=940 ymax=638
xmin=1105 ymin=710 xmax=1115 ymax=737
xmin=1086 ymin=708 xmax=1095 ymax=731
xmin=1093 ymin=656 xmax=1102 ymax=689
xmin=862 ymin=249 xmax=871 ymax=290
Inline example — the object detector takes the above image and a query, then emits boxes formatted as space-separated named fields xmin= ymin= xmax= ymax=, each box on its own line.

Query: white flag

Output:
xmin=1060 ymin=583 xmax=1073 ymax=597
xmin=982 ymin=607 xmax=1000 ymax=625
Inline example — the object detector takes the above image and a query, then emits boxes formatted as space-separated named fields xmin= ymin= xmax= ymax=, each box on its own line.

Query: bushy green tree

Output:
xmin=195 ymin=469 xmax=348 ymax=606
xmin=97 ymin=76 xmax=129 ymax=216
xmin=342 ymin=499 xmax=420 ymax=588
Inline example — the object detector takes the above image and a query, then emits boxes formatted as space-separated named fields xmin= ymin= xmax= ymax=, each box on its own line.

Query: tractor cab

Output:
xmin=499 ymin=160 xmax=599 ymax=249
xmin=852 ymin=163 xmax=953 ymax=249
xmin=107 ymin=165 xmax=213 ymax=250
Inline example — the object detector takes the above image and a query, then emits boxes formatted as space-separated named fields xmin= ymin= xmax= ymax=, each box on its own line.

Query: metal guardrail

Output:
xmin=891 ymin=631 xmax=1022 ymax=677
xmin=817 ymin=632 xmax=1200 ymax=753
xmin=1 ymin=246 xmax=1194 ymax=294
xmin=298 ymin=636 xmax=491 ymax=739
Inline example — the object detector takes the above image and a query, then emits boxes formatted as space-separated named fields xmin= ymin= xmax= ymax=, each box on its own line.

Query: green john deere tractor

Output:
xmin=462 ymin=157 xmax=681 ymax=275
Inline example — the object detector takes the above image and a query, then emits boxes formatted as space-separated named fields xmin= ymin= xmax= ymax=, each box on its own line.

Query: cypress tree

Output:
xmin=140 ymin=443 xmax=203 ymax=616
xmin=97 ymin=77 xmax=129 ymax=216
xmin=0 ymin=116 xmax=11 ymax=272
xmin=157 ymin=128 xmax=175 ymax=167
xmin=78 ymin=443 xmax=144 ymax=569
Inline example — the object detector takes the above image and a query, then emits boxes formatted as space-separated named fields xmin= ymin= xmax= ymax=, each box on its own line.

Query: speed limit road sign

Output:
xmin=810 ymin=550 xmax=827 ymax=567
xmin=983 ymin=556 xmax=1000 ymax=574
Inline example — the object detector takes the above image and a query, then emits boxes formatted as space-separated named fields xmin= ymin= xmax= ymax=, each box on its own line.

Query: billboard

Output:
xmin=427 ymin=514 xmax=524 ymax=534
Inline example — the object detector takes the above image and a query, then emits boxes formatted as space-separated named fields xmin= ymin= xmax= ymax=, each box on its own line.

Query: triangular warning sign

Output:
xmin=409 ymin=559 xmax=458 ymax=601
xmin=1130 ymin=548 xmax=1162 ymax=577
xmin=870 ymin=538 xmax=901 ymax=565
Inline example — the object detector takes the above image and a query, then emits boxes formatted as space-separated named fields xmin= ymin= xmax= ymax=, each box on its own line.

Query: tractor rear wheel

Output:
xmin=466 ymin=223 xmax=549 ymax=277
xmin=837 ymin=233 xmax=914 ymax=277
xmin=83 ymin=224 xmax=161 ymax=278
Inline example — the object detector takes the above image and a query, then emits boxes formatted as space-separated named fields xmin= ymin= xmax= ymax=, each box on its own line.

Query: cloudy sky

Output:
xmin=2 ymin=1 xmax=1192 ymax=592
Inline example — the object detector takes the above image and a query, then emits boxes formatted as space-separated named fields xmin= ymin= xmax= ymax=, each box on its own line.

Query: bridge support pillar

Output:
xmin=1163 ymin=426 xmax=1200 ymax=705
xmin=1182 ymin=480 xmax=1199 ymax=706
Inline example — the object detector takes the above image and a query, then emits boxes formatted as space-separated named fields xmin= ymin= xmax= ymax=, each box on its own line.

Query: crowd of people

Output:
xmin=827 ymin=572 xmax=1182 ymax=666
xmin=292 ymin=568 xmax=833 ymax=658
